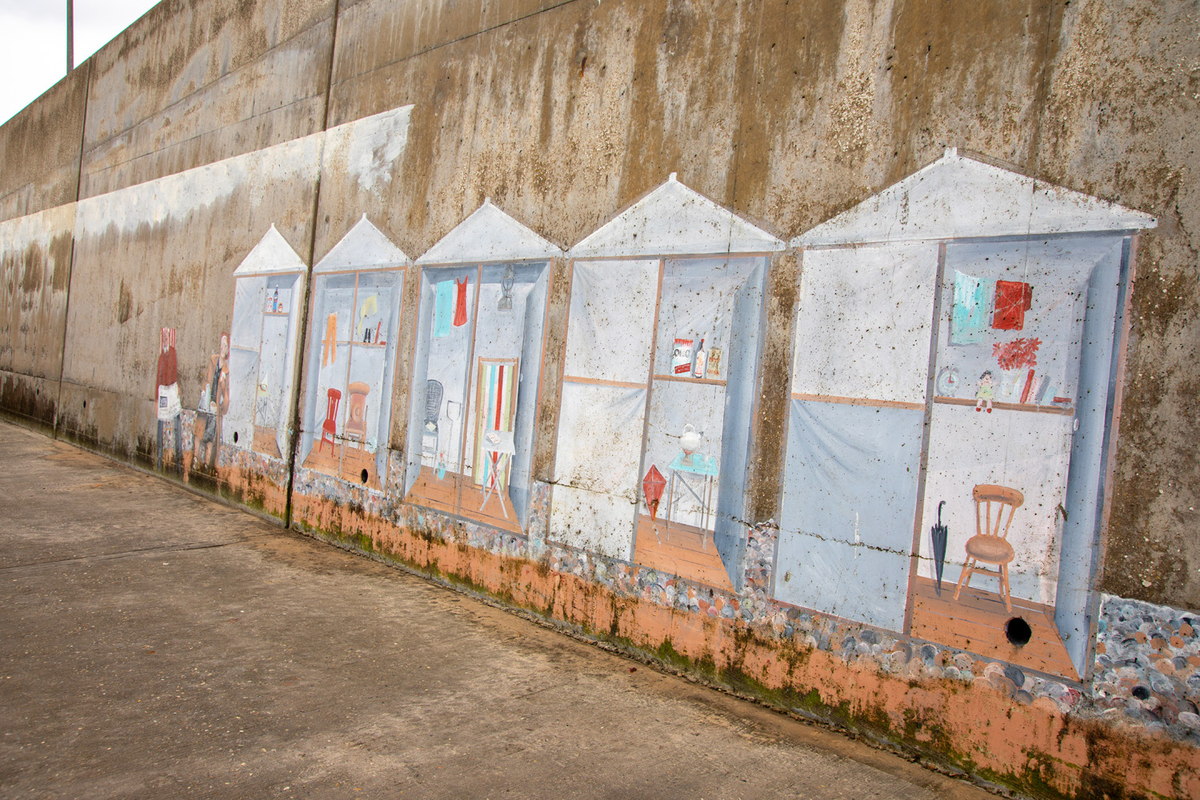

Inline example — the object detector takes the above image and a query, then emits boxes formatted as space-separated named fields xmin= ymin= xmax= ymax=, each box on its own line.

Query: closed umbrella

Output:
xmin=931 ymin=501 xmax=948 ymax=597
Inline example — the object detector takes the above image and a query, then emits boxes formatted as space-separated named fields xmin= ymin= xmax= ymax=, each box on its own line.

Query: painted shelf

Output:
xmin=934 ymin=396 xmax=1074 ymax=416
xmin=652 ymin=373 xmax=727 ymax=387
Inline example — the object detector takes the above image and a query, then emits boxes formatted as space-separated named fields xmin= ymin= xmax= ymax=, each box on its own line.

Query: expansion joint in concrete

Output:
xmin=0 ymin=539 xmax=256 ymax=574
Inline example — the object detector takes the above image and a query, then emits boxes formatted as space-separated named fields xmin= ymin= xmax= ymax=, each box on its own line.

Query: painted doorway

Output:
xmin=403 ymin=261 xmax=551 ymax=532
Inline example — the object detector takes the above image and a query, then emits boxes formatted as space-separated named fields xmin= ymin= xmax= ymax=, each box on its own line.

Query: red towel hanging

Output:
xmin=453 ymin=277 xmax=468 ymax=327
xmin=993 ymin=280 xmax=1032 ymax=330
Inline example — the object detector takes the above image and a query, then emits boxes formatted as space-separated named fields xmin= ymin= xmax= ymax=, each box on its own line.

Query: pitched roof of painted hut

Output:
xmin=314 ymin=215 xmax=408 ymax=273
xmin=794 ymin=149 xmax=1157 ymax=247
xmin=232 ymin=225 xmax=308 ymax=277
xmin=416 ymin=199 xmax=562 ymax=264
xmin=570 ymin=173 xmax=784 ymax=259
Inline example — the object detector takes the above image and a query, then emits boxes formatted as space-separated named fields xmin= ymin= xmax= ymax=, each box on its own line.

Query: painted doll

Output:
xmin=975 ymin=370 xmax=995 ymax=413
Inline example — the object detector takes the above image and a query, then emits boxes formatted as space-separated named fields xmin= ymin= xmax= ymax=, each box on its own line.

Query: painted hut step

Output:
xmin=635 ymin=516 xmax=734 ymax=592
xmin=909 ymin=576 xmax=1078 ymax=681
xmin=404 ymin=465 xmax=522 ymax=535
xmin=251 ymin=425 xmax=282 ymax=458
xmin=301 ymin=440 xmax=382 ymax=491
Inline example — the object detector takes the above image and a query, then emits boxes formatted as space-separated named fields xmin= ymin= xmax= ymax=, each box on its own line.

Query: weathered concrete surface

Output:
xmin=57 ymin=138 xmax=320 ymax=474
xmin=1052 ymin=1 xmax=1200 ymax=610
xmin=79 ymin=0 xmax=334 ymax=199
xmin=0 ymin=204 xmax=77 ymax=430
xmin=0 ymin=2 xmax=1199 ymax=792
xmin=3 ymin=0 xmax=1198 ymax=611
xmin=0 ymin=419 xmax=989 ymax=799
xmin=0 ymin=67 xmax=89 ymax=223
xmin=320 ymin=0 xmax=1200 ymax=608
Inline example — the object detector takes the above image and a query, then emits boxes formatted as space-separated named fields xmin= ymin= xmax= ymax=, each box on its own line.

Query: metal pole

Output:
xmin=67 ymin=0 xmax=74 ymax=73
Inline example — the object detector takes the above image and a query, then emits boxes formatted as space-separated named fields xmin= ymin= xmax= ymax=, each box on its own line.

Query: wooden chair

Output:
xmin=318 ymin=388 xmax=341 ymax=454
xmin=421 ymin=380 xmax=443 ymax=462
xmin=953 ymin=484 xmax=1023 ymax=612
xmin=344 ymin=382 xmax=370 ymax=447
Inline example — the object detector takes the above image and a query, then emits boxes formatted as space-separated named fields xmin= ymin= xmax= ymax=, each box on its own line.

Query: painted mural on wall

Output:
xmin=549 ymin=174 xmax=785 ymax=591
xmin=13 ymin=87 xmax=1165 ymax=705
xmin=777 ymin=149 xmax=1156 ymax=681
xmin=225 ymin=225 xmax=308 ymax=460
xmin=1 ymin=0 xmax=1194 ymax=771
xmin=155 ymin=327 xmax=182 ymax=473
xmin=297 ymin=216 xmax=407 ymax=490
xmin=402 ymin=199 xmax=560 ymax=532
xmin=193 ymin=331 xmax=231 ymax=471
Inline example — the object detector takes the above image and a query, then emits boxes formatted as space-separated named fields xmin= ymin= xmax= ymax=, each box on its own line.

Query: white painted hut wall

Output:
xmin=774 ymin=242 xmax=937 ymax=630
xmin=550 ymin=258 xmax=659 ymax=558
xmin=791 ymin=242 xmax=938 ymax=405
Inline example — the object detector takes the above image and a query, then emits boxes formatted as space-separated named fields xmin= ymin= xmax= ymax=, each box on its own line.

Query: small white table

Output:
xmin=480 ymin=430 xmax=516 ymax=519
xmin=665 ymin=451 xmax=719 ymax=549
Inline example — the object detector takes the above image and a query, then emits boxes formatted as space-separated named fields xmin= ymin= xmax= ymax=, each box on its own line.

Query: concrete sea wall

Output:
xmin=2 ymin=1 xmax=1200 ymax=796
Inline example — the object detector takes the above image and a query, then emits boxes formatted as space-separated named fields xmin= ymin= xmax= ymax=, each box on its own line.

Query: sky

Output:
xmin=0 ymin=0 xmax=161 ymax=127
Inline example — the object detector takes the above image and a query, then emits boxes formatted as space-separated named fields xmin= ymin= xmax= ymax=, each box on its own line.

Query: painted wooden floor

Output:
xmin=251 ymin=425 xmax=282 ymax=458
xmin=909 ymin=576 xmax=1079 ymax=680
xmin=633 ymin=515 xmax=734 ymax=592
xmin=301 ymin=441 xmax=383 ymax=490
xmin=404 ymin=465 xmax=522 ymax=534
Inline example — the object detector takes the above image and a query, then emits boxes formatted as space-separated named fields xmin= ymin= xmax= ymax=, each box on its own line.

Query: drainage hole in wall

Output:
xmin=360 ymin=469 xmax=369 ymax=485
xmin=1005 ymin=617 xmax=1032 ymax=647
xmin=232 ymin=431 xmax=239 ymax=444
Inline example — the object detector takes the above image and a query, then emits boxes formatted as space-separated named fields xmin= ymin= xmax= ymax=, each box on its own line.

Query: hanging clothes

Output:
xmin=434 ymin=280 xmax=454 ymax=338
xmin=453 ymin=276 xmax=469 ymax=327
xmin=322 ymin=312 xmax=338 ymax=366
xmin=993 ymin=280 xmax=1033 ymax=331
xmin=950 ymin=271 xmax=995 ymax=345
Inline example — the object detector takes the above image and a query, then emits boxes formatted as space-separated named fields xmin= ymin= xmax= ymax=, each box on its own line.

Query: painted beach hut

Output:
xmin=550 ymin=174 xmax=785 ymax=591
xmin=403 ymin=199 xmax=561 ymax=533
xmin=778 ymin=149 xmax=1156 ymax=680
xmin=224 ymin=225 xmax=307 ymax=459
xmin=298 ymin=215 xmax=407 ymax=489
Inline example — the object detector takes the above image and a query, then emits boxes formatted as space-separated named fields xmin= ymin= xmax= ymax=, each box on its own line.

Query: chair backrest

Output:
xmin=325 ymin=388 xmax=341 ymax=420
xmin=424 ymin=380 xmax=443 ymax=424
xmin=973 ymin=484 xmax=1023 ymax=539
xmin=345 ymin=383 xmax=369 ymax=435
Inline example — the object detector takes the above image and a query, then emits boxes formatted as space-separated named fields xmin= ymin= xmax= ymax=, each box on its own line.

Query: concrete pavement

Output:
xmin=0 ymin=420 xmax=993 ymax=799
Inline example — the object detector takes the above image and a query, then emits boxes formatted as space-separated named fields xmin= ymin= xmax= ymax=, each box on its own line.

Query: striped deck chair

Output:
xmin=473 ymin=358 xmax=519 ymax=491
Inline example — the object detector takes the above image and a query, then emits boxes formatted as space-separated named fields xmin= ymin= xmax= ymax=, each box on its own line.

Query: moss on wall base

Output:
xmin=287 ymin=492 xmax=1200 ymax=800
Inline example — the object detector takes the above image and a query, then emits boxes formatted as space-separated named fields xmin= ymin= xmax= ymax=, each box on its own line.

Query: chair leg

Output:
xmin=1000 ymin=563 xmax=1012 ymax=613
xmin=953 ymin=559 xmax=976 ymax=601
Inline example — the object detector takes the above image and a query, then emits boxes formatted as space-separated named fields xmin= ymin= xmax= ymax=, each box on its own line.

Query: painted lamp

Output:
xmin=680 ymin=424 xmax=702 ymax=467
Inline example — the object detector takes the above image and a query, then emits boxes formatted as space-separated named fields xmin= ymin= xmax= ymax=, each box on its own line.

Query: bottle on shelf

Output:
xmin=693 ymin=338 xmax=707 ymax=379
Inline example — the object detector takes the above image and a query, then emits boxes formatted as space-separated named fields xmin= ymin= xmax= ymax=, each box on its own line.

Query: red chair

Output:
xmin=318 ymin=388 xmax=341 ymax=454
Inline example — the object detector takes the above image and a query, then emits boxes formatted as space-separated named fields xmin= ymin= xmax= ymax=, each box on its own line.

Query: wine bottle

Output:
xmin=693 ymin=338 xmax=707 ymax=379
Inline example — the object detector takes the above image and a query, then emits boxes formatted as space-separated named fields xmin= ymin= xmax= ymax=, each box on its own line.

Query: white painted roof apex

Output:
xmin=569 ymin=174 xmax=784 ymax=259
xmin=232 ymin=224 xmax=307 ymax=277
xmin=415 ymin=200 xmax=562 ymax=265
xmin=794 ymin=148 xmax=1157 ymax=247
xmin=314 ymin=214 xmax=408 ymax=272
